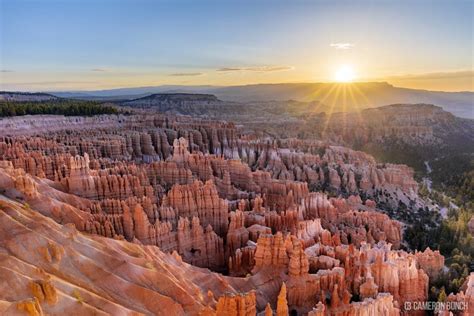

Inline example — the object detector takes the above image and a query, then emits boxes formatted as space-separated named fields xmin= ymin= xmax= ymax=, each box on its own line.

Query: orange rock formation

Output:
xmin=0 ymin=114 xmax=450 ymax=315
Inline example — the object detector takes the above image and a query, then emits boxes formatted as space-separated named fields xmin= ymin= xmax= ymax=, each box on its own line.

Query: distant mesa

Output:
xmin=126 ymin=93 xmax=220 ymax=103
xmin=121 ymin=93 xmax=223 ymax=113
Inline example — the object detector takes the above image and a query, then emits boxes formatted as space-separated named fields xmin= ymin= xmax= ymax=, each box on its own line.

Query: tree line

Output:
xmin=0 ymin=100 xmax=122 ymax=117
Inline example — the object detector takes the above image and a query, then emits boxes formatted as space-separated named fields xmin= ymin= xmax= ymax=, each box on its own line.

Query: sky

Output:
xmin=0 ymin=0 xmax=473 ymax=92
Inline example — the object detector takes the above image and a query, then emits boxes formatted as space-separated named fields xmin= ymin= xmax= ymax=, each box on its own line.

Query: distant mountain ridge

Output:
xmin=51 ymin=82 xmax=474 ymax=119
xmin=0 ymin=91 xmax=59 ymax=102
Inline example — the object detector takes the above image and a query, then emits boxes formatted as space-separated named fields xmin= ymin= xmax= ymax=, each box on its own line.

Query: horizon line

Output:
xmin=2 ymin=81 xmax=472 ymax=94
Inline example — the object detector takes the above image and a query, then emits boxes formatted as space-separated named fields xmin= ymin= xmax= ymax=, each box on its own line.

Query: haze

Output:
xmin=1 ymin=0 xmax=473 ymax=92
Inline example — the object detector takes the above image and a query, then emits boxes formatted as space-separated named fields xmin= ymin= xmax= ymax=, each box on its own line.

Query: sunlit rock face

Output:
xmin=0 ymin=113 xmax=444 ymax=314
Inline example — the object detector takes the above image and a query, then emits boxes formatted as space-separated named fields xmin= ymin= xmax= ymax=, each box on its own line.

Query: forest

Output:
xmin=0 ymin=99 xmax=121 ymax=117
xmin=407 ymin=170 xmax=473 ymax=300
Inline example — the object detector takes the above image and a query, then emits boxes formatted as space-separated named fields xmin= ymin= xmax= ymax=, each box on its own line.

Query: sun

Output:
xmin=335 ymin=65 xmax=355 ymax=82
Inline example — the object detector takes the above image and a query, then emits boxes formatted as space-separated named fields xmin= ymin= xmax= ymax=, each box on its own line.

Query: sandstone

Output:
xmin=0 ymin=113 xmax=444 ymax=315
xmin=276 ymin=283 xmax=288 ymax=316
xmin=215 ymin=291 xmax=257 ymax=316
xmin=16 ymin=298 xmax=44 ymax=316
xmin=414 ymin=247 xmax=444 ymax=280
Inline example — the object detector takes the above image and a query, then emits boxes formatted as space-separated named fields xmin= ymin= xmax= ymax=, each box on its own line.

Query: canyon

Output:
xmin=2 ymin=0 xmax=473 ymax=314
xmin=0 ymin=112 xmax=471 ymax=315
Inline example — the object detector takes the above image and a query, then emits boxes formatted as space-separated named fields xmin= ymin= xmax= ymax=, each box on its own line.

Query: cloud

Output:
xmin=1 ymin=70 xmax=14 ymax=73
xmin=217 ymin=67 xmax=242 ymax=72
xmin=386 ymin=70 xmax=474 ymax=81
xmin=330 ymin=43 xmax=355 ymax=50
xmin=216 ymin=66 xmax=294 ymax=72
xmin=91 ymin=68 xmax=107 ymax=72
xmin=168 ymin=72 xmax=204 ymax=77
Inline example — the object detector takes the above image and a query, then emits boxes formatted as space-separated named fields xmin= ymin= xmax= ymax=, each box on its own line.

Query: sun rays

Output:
xmin=301 ymin=82 xmax=372 ymax=137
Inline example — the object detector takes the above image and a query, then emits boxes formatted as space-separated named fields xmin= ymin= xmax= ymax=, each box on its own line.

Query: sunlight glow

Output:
xmin=335 ymin=65 xmax=356 ymax=82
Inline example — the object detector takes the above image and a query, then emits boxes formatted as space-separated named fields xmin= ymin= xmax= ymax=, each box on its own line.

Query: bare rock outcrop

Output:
xmin=0 ymin=113 xmax=442 ymax=315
